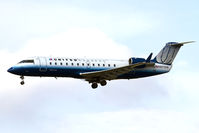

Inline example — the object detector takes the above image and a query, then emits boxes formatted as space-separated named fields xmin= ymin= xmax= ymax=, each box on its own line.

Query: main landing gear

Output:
xmin=91 ymin=82 xmax=98 ymax=89
xmin=91 ymin=80 xmax=107 ymax=89
xmin=20 ymin=76 xmax=25 ymax=85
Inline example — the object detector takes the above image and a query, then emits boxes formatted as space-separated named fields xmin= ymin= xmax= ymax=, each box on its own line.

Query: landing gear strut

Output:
xmin=20 ymin=76 xmax=25 ymax=85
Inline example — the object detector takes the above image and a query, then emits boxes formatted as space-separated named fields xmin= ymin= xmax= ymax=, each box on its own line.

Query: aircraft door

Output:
xmin=39 ymin=57 xmax=47 ymax=72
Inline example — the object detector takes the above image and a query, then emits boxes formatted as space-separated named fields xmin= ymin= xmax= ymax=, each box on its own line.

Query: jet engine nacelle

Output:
xmin=129 ymin=57 xmax=146 ymax=64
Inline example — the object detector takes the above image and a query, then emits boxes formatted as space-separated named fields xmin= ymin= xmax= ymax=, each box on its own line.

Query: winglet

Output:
xmin=146 ymin=53 xmax=153 ymax=62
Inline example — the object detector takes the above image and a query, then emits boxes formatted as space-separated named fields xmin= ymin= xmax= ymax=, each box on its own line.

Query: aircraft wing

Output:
xmin=80 ymin=62 xmax=155 ymax=82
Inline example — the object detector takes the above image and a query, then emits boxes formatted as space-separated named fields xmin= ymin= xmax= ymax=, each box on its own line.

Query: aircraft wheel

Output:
xmin=100 ymin=80 xmax=107 ymax=86
xmin=91 ymin=83 xmax=98 ymax=89
xmin=20 ymin=81 xmax=25 ymax=85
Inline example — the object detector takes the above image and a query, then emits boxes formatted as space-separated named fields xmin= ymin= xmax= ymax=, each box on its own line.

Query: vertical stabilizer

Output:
xmin=153 ymin=41 xmax=194 ymax=65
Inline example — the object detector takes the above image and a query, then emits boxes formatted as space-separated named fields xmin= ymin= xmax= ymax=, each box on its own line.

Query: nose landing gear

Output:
xmin=20 ymin=76 xmax=25 ymax=85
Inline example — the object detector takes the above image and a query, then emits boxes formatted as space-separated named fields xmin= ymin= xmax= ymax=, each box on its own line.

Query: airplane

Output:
xmin=7 ymin=41 xmax=194 ymax=89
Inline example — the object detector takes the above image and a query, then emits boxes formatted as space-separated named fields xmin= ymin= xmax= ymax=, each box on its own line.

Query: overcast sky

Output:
xmin=0 ymin=0 xmax=199 ymax=133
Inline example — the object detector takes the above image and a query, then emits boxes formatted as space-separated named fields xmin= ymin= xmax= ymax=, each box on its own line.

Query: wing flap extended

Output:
xmin=80 ymin=62 xmax=155 ymax=82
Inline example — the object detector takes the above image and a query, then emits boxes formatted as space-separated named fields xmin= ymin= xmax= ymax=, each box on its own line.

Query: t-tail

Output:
xmin=152 ymin=41 xmax=195 ymax=65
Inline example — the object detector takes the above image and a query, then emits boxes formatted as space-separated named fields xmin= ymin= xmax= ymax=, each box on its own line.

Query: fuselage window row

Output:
xmin=49 ymin=61 xmax=116 ymax=67
xmin=51 ymin=58 xmax=108 ymax=62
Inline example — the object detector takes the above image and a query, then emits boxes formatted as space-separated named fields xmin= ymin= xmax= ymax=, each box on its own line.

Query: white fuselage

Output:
xmin=8 ymin=56 xmax=171 ymax=79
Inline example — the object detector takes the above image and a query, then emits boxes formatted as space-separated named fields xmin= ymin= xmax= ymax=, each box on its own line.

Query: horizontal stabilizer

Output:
xmin=169 ymin=41 xmax=195 ymax=46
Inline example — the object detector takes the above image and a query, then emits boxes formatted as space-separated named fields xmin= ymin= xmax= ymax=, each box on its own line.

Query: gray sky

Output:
xmin=0 ymin=0 xmax=199 ymax=133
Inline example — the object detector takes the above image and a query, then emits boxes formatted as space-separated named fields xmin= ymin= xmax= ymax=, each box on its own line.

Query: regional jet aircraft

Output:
xmin=7 ymin=41 xmax=194 ymax=89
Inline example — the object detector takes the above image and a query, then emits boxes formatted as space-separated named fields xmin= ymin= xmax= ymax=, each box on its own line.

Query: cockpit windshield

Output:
xmin=18 ymin=59 xmax=34 ymax=64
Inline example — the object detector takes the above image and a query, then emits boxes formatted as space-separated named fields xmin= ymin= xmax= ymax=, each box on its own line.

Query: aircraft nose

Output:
xmin=7 ymin=67 xmax=15 ymax=73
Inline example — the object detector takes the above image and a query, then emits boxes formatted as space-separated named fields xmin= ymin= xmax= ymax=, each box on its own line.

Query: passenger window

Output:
xmin=71 ymin=63 xmax=74 ymax=66
xmin=98 ymin=64 xmax=100 ymax=67
xmin=77 ymin=63 xmax=79 ymax=66
xmin=55 ymin=62 xmax=57 ymax=65
xmin=60 ymin=62 xmax=62 ymax=65
xmin=103 ymin=64 xmax=105 ymax=67
xmin=108 ymin=64 xmax=110 ymax=67
xmin=66 ymin=63 xmax=68 ymax=66
xmin=114 ymin=64 xmax=116 ymax=67
xmin=82 ymin=63 xmax=84 ymax=66
xmin=58 ymin=59 xmax=61 ymax=61
xmin=50 ymin=62 xmax=52 ymax=65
